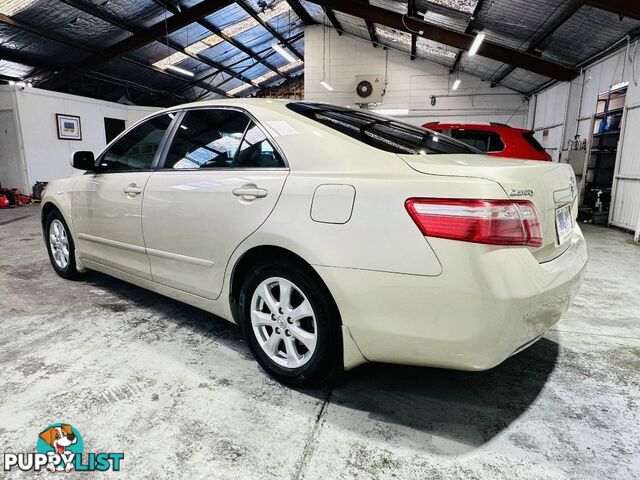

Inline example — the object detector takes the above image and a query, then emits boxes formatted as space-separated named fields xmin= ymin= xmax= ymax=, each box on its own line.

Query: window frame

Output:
xmin=156 ymin=106 xmax=289 ymax=172
xmin=93 ymin=112 xmax=180 ymax=174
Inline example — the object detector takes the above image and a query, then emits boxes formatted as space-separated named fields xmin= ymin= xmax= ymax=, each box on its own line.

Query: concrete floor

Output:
xmin=0 ymin=205 xmax=638 ymax=479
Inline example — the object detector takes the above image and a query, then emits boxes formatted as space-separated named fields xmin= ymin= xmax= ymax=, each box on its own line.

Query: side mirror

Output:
xmin=71 ymin=151 xmax=96 ymax=171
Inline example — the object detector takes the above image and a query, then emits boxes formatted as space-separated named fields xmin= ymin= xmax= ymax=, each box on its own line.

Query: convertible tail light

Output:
xmin=405 ymin=198 xmax=543 ymax=247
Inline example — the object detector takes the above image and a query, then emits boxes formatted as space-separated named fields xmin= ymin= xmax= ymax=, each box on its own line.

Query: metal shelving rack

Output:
xmin=584 ymin=85 xmax=627 ymax=221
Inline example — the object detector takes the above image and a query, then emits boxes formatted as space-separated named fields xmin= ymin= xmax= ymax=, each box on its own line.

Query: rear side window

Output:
xmin=235 ymin=122 xmax=285 ymax=168
xmin=163 ymin=109 xmax=250 ymax=169
xmin=522 ymin=131 xmax=546 ymax=152
xmin=451 ymin=130 xmax=505 ymax=152
xmin=286 ymin=102 xmax=476 ymax=155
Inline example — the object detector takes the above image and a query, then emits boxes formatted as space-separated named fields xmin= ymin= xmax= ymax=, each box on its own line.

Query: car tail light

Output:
xmin=405 ymin=198 xmax=543 ymax=247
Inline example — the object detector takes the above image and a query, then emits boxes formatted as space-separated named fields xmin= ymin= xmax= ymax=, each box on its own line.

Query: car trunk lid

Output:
xmin=399 ymin=154 xmax=578 ymax=262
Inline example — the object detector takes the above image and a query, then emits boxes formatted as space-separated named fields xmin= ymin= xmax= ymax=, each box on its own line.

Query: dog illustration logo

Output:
xmin=36 ymin=423 xmax=84 ymax=472
xmin=4 ymin=423 xmax=123 ymax=473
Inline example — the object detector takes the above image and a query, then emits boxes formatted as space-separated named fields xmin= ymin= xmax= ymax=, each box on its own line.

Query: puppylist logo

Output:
xmin=4 ymin=423 xmax=124 ymax=473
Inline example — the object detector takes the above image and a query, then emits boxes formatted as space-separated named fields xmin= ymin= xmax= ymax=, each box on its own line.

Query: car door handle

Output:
xmin=123 ymin=185 xmax=143 ymax=196
xmin=232 ymin=187 xmax=268 ymax=200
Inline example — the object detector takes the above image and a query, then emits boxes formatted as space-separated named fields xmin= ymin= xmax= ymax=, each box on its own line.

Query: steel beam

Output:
xmin=408 ymin=0 xmax=417 ymax=60
xmin=323 ymin=7 xmax=343 ymax=35
xmin=365 ymin=19 xmax=379 ymax=48
xmin=450 ymin=0 xmax=485 ymax=72
xmin=286 ymin=0 xmax=315 ymax=26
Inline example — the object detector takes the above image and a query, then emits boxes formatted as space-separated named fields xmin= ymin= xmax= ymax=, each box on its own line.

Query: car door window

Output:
xmin=451 ymin=130 xmax=505 ymax=153
xmin=450 ymin=130 xmax=490 ymax=152
xmin=163 ymin=109 xmax=251 ymax=169
xmin=235 ymin=122 xmax=285 ymax=168
xmin=99 ymin=114 xmax=173 ymax=171
xmin=486 ymin=132 xmax=505 ymax=152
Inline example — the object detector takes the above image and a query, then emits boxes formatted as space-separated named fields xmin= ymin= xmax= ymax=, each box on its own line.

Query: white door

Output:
xmin=610 ymin=106 xmax=640 ymax=232
xmin=0 ymin=110 xmax=25 ymax=191
xmin=142 ymin=108 xmax=289 ymax=299
xmin=72 ymin=113 xmax=174 ymax=279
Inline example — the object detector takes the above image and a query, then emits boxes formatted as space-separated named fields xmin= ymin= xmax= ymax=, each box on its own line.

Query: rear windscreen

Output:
xmin=286 ymin=102 xmax=478 ymax=155
xmin=522 ymin=131 xmax=546 ymax=152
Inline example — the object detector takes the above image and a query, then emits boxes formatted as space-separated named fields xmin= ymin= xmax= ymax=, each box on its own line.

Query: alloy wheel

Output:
xmin=49 ymin=219 xmax=70 ymax=270
xmin=250 ymin=276 xmax=318 ymax=368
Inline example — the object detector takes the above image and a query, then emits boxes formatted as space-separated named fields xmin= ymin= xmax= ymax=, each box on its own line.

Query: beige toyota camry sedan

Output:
xmin=41 ymin=99 xmax=588 ymax=385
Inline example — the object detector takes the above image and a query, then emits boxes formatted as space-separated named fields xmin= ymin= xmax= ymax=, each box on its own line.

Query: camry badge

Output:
xmin=509 ymin=188 xmax=535 ymax=197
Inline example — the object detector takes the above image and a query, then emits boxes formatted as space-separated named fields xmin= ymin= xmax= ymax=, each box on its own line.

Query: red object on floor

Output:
xmin=0 ymin=195 xmax=9 ymax=208
xmin=18 ymin=194 xmax=31 ymax=205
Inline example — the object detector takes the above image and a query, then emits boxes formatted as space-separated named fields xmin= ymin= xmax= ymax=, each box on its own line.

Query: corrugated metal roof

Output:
xmin=7 ymin=0 xmax=128 ymax=46
xmin=422 ymin=6 xmax=470 ymax=34
xmin=0 ymin=23 xmax=85 ymax=66
xmin=545 ymin=6 xmax=639 ymax=65
xmin=334 ymin=11 xmax=369 ymax=38
xmin=499 ymin=68 xmax=551 ymax=93
xmin=426 ymin=0 xmax=477 ymax=15
xmin=478 ymin=0 xmax=567 ymax=50
xmin=460 ymin=54 xmax=506 ymax=81
xmin=370 ymin=0 xmax=407 ymax=15
xmin=416 ymin=37 xmax=458 ymax=67
xmin=1 ymin=0 xmax=639 ymax=104
xmin=96 ymin=0 xmax=168 ymax=28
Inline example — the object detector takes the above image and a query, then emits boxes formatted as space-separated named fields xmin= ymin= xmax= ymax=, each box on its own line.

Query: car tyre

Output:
xmin=44 ymin=209 xmax=82 ymax=280
xmin=238 ymin=259 xmax=341 ymax=386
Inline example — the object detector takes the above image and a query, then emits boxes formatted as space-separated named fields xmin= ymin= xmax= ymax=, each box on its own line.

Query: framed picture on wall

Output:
xmin=56 ymin=114 xmax=82 ymax=140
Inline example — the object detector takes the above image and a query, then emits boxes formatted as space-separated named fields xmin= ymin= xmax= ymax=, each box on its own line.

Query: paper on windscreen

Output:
xmin=266 ymin=121 xmax=298 ymax=137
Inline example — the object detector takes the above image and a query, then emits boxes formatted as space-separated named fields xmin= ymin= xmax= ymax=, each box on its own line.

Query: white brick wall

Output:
xmin=303 ymin=26 xmax=529 ymax=127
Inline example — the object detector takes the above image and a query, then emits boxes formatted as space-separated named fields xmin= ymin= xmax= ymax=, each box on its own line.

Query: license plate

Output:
xmin=555 ymin=204 xmax=573 ymax=245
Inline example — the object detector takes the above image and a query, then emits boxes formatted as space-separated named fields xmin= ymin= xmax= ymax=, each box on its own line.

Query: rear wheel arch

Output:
xmin=229 ymin=245 xmax=344 ymax=361
xmin=231 ymin=245 xmax=345 ymax=384
xmin=229 ymin=245 xmax=342 ymax=328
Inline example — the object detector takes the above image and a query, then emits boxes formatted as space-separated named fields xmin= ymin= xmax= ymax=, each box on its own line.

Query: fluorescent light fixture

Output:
xmin=165 ymin=65 xmax=194 ymax=77
xmin=374 ymin=108 xmax=409 ymax=116
xmin=452 ymin=78 xmax=461 ymax=90
xmin=469 ymin=32 xmax=485 ymax=56
xmin=320 ymin=80 xmax=334 ymax=91
xmin=272 ymin=43 xmax=295 ymax=63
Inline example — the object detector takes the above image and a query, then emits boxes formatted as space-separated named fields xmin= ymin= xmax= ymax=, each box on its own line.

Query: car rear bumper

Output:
xmin=315 ymin=225 xmax=588 ymax=371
